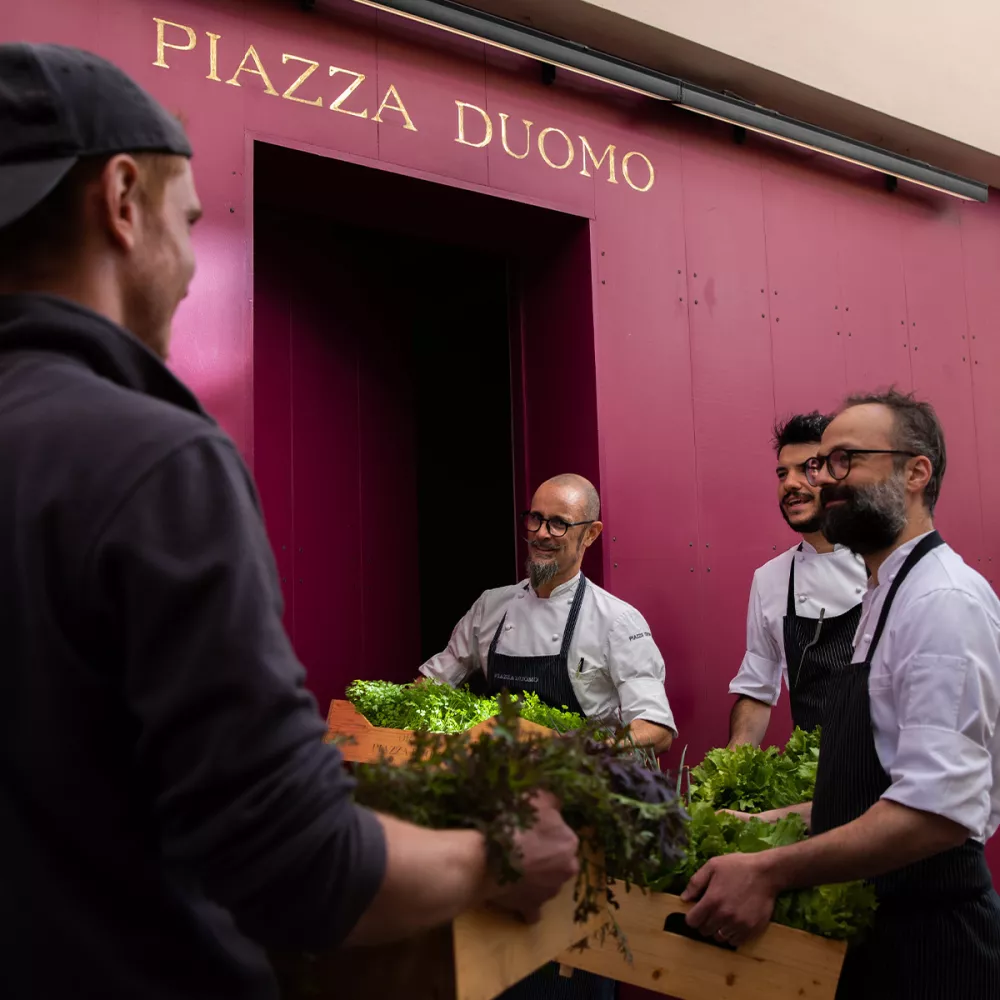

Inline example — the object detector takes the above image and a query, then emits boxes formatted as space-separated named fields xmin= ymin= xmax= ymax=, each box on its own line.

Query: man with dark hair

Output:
xmin=0 ymin=43 xmax=580 ymax=998
xmin=685 ymin=389 xmax=1000 ymax=999
xmin=728 ymin=412 xmax=867 ymax=749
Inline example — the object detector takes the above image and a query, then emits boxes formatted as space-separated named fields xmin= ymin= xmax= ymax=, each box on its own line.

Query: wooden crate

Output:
xmin=275 ymin=880 xmax=845 ymax=1000
xmin=325 ymin=699 xmax=554 ymax=764
xmin=272 ymin=866 xmax=610 ymax=1000
xmin=557 ymin=885 xmax=847 ymax=1000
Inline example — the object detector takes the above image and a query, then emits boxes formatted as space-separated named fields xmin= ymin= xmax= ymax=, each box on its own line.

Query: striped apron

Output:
xmin=811 ymin=531 xmax=1000 ymax=999
xmin=783 ymin=544 xmax=862 ymax=732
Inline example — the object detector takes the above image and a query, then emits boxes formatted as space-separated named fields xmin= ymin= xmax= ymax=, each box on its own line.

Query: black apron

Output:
xmin=783 ymin=545 xmax=862 ymax=732
xmin=812 ymin=532 xmax=1000 ymax=999
xmin=486 ymin=576 xmax=616 ymax=1000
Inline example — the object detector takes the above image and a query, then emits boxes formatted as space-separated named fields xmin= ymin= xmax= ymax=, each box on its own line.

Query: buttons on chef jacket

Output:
xmin=862 ymin=633 xmax=872 ymax=643
xmin=552 ymin=634 xmax=560 ymax=641
xmin=856 ymin=587 xmax=863 ymax=594
xmin=798 ymin=595 xmax=807 ymax=603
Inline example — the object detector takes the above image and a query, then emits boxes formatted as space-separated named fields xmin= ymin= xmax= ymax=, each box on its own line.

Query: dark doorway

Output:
xmin=252 ymin=142 xmax=601 ymax=713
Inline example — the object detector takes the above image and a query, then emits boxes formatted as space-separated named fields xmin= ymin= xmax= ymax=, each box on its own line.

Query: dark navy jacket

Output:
xmin=0 ymin=294 xmax=385 ymax=998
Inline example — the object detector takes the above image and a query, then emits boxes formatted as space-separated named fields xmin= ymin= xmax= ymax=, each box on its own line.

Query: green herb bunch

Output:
xmin=644 ymin=802 xmax=876 ymax=941
xmin=345 ymin=678 xmax=586 ymax=734
xmin=352 ymin=693 xmax=688 ymax=942
xmin=688 ymin=726 xmax=821 ymax=812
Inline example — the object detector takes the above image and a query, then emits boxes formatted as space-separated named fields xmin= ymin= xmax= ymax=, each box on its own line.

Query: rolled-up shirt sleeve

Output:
xmin=606 ymin=610 xmax=677 ymax=733
xmin=418 ymin=594 xmax=484 ymax=686
xmin=878 ymin=589 xmax=1000 ymax=839
xmin=728 ymin=574 xmax=783 ymax=706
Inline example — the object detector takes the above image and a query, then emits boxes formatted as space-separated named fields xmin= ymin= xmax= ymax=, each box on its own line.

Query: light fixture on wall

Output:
xmin=345 ymin=0 xmax=989 ymax=203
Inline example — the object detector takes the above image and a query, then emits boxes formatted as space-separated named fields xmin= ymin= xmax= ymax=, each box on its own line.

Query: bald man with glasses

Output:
xmin=419 ymin=474 xmax=676 ymax=755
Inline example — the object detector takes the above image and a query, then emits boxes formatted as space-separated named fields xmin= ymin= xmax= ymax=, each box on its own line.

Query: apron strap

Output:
xmin=786 ymin=543 xmax=803 ymax=618
xmin=488 ymin=613 xmax=507 ymax=656
xmin=558 ymin=575 xmax=588 ymax=659
xmin=863 ymin=531 xmax=945 ymax=666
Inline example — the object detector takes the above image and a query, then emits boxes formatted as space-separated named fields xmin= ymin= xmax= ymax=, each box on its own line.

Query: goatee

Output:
xmin=527 ymin=556 xmax=559 ymax=591
xmin=820 ymin=476 xmax=907 ymax=555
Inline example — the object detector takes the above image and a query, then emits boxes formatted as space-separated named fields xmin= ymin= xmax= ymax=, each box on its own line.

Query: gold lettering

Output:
xmin=538 ymin=127 xmax=574 ymax=170
xmin=153 ymin=17 xmax=196 ymax=69
xmin=622 ymin=150 xmax=655 ymax=192
xmin=455 ymin=101 xmax=492 ymax=148
xmin=280 ymin=54 xmax=322 ymax=106
xmin=206 ymin=32 xmax=221 ymax=82
xmin=328 ymin=66 xmax=368 ymax=118
xmin=499 ymin=113 xmax=533 ymax=160
xmin=226 ymin=44 xmax=278 ymax=96
xmin=373 ymin=84 xmax=417 ymax=131
xmin=580 ymin=136 xmax=617 ymax=184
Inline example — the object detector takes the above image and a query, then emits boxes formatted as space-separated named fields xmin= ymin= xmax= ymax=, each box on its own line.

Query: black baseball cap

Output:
xmin=0 ymin=42 xmax=192 ymax=230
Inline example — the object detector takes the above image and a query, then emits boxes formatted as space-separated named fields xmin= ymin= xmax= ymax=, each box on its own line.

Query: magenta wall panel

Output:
xmin=761 ymin=162 xmax=847 ymax=417
xmin=961 ymin=199 xmax=1000 ymax=591
xmin=960 ymin=198 xmax=1000 ymax=877
xmin=898 ymin=200 xmax=984 ymax=563
xmin=835 ymin=188 xmax=913 ymax=395
xmin=589 ymin=120 xmax=702 ymax=741
xmin=681 ymin=137 xmax=781 ymax=753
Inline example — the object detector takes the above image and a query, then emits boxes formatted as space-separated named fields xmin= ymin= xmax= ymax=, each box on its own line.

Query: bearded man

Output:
xmin=419 ymin=474 xmax=676 ymax=754
xmin=683 ymin=390 xmax=1000 ymax=1000
xmin=728 ymin=412 xmax=868 ymax=748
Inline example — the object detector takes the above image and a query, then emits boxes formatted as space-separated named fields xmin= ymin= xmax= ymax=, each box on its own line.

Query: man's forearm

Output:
xmin=728 ymin=696 xmax=771 ymax=748
xmin=629 ymin=719 xmax=674 ymax=754
xmin=760 ymin=799 xmax=968 ymax=892
xmin=345 ymin=815 xmax=490 ymax=947
xmin=759 ymin=801 xmax=812 ymax=830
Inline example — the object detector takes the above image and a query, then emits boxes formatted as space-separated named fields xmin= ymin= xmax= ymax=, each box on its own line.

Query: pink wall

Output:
xmin=7 ymin=0 xmax=1000 ymax=925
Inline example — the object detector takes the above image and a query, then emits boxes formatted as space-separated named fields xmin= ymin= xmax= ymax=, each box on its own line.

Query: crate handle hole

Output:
xmin=663 ymin=912 xmax=737 ymax=951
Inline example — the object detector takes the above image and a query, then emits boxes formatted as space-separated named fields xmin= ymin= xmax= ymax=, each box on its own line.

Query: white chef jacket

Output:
xmin=855 ymin=533 xmax=1000 ymax=842
xmin=419 ymin=573 xmax=677 ymax=733
xmin=729 ymin=541 xmax=868 ymax=705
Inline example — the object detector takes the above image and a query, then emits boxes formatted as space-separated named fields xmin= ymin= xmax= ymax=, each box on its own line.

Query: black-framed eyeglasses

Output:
xmin=804 ymin=448 xmax=918 ymax=486
xmin=521 ymin=511 xmax=594 ymax=537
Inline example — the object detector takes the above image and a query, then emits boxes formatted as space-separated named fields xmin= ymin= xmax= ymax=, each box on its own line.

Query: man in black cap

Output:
xmin=0 ymin=43 xmax=580 ymax=998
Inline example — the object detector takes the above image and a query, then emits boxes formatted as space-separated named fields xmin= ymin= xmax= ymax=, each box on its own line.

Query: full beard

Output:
xmin=820 ymin=475 xmax=907 ymax=555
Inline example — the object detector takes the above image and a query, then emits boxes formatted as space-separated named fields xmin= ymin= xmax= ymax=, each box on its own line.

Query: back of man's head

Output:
xmin=0 ymin=44 xmax=196 ymax=357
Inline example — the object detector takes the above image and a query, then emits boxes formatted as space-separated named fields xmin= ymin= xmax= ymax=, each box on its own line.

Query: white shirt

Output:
xmin=729 ymin=541 xmax=868 ymax=705
xmin=418 ymin=573 xmax=677 ymax=733
xmin=855 ymin=533 xmax=1000 ymax=842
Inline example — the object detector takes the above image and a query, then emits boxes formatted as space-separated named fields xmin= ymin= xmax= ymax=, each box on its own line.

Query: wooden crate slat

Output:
xmin=452 ymin=875 xmax=610 ymax=1000
xmin=556 ymin=888 xmax=846 ymax=1000
xmin=326 ymin=699 xmax=556 ymax=765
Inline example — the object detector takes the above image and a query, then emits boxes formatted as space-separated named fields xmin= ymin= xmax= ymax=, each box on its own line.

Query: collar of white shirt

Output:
xmin=528 ymin=572 xmax=582 ymax=600
xmin=799 ymin=539 xmax=852 ymax=556
xmin=870 ymin=530 xmax=936 ymax=588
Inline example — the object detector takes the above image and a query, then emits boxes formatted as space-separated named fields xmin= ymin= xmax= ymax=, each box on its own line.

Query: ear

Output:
xmin=97 ymin=154 xmax=143 ymax=252
xmin=907 ymin=455 xmax=933 ymax=498
xmin=583 ymin=520 xmax=604 ymax=549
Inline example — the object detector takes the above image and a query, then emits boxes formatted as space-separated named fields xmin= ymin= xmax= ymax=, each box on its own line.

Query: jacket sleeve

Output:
xmin=89 ymin=432 xmax=386 ymax=951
